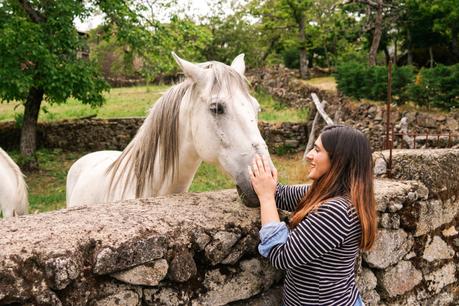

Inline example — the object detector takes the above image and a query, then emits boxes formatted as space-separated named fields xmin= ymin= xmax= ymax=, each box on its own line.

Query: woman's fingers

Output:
xmin=272 ymin=166 xmax=278 ymax=182
xmin=248 ymin=166 xmax=254 ymax=179
xmin=262 ymin=155 xmax=271 ymax=173
xmin=256 ymin=155 xmax=265 ymax=175
xmin=252 ymin=159 xmax=260 ymax=176
xmin=251 ymin=154 xmax=276 ymax=179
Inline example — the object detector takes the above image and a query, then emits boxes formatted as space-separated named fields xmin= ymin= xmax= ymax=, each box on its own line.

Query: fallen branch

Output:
xmin=311 ymin=93 xmax=334 ymax=125
xmin=304 ymin=93 xmax=334 ymax=159
xmin=304 ymin=100 xmax=327 ymax=159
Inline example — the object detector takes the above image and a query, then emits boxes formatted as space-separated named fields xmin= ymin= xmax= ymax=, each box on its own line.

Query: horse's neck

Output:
xmin=132 ymin=116 xmax=201 ymax=197
xmin=159 ymin=140 xmax=201 ymax=195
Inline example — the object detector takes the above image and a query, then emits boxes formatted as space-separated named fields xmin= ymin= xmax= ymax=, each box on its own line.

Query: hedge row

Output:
xmin=335 ymin=62 xmax=459 ymax=110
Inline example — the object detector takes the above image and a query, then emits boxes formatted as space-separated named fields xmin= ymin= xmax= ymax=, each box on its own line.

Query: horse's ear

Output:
xmin=231 ymin=53 xmax=245 ymax=76
xmin=172 ymin=52 xmax=206 ymax=82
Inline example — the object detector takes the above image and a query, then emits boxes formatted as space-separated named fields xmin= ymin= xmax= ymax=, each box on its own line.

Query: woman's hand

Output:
xmin=249 ymin=155 xmax=280 ymax=225
xmin=248 ymin=155 xmax=278 ymax=202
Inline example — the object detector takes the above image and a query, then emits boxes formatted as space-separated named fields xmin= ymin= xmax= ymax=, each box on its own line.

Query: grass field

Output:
xmin=7 ymin=149 xmax=310 ymax=214
xmin=0 ymin=85 xmax=309 ymax=123
xmin=1 ymin=84 xmax=311 ymax=216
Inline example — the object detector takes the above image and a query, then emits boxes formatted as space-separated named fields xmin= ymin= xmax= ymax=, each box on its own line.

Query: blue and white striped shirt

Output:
xmin=259 ymin=184 xmax=362 ymax=306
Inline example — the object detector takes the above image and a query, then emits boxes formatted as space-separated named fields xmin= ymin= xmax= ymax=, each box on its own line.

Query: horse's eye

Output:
xmin=210 ymin=102 xmax=225 ymax=115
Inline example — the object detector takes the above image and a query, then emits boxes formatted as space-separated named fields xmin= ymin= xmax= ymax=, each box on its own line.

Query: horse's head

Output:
xmin=172 ymin=52 xmax=274 ymax=207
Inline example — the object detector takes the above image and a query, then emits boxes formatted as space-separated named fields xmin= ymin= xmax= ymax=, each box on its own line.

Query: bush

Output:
xmin=282 ymin=47 xmax=300 ymax=69
xmin=405 ymin=64 xmax=459 ymax=110
xmin=335 ymin=62 xmax=416 ymax=105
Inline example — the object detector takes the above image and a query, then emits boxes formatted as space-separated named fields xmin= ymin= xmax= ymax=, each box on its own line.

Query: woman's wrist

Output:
xmin=259 ymin=196 xmax=280 ymax=225
xmin=258 ymin=193 xmax=275 ymax=205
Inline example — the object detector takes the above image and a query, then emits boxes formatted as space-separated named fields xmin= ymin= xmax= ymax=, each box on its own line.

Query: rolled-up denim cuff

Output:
xmin=258 ymin=222 xmax=288 ymax=257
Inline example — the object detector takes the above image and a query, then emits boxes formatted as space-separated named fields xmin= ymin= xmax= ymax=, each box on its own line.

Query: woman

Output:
xmin=249 ymin=124 xmax=377 ymax=306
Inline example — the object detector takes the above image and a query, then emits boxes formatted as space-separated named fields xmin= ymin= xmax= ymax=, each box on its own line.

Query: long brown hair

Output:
xmin=290 ymin=125 xmax=377 ymax=250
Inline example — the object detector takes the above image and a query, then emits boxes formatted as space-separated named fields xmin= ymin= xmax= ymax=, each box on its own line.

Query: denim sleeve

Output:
xmin=258 ymin=221 xmax=289 ymax=257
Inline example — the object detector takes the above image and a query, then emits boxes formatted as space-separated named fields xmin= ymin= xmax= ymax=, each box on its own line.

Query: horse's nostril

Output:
xmin=236 ymin=184 xmax=259 ymax=207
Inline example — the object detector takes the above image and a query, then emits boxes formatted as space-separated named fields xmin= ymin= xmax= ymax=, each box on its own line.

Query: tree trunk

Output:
xmin=298 ymin=15 xmax=309 ymax=79
xmin=20 ymin=86 xmax=43 ymax=170
xmin=324 ymin=45 xmax=330 ymax=70
xmin=368 ymin=0 xmax=383 ymax=66
xmin=407 ymin=30 xmax=413 ymax=65
xmin=452 ymin=28 xmax=459 ymax=59
xmin=261 ymin=36 xmax=280 ymax=63
xmin=428 ymin=46 xmax=434 ymax=68
xmin=384 ymin=47 xmax=390 ymax=65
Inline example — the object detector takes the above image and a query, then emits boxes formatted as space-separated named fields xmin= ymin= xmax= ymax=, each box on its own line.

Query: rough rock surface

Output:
xmin=1 ymin=149 xmax=458 ymax=305
xmin=0 ymin=190 xmax=274 ymax=305
xmin=378 ymin=149 xmax=459 ymax=200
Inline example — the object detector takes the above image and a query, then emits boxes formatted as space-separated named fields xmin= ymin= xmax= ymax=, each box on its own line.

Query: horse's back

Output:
xmin=66 ymin=151 xmax=122 ymax=207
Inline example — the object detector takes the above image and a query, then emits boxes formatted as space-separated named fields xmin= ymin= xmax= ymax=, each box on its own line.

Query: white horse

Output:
xmin=0 ymin=148 xmax=29 ymax=218
xmin=66 ymin=53 xmax=273 ymax=208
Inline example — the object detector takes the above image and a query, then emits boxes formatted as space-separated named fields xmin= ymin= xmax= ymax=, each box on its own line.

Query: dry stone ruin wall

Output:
xmin=247 ymin=66 xmax=459 ymax=152
xmin=1 ymin=65 xmax=459 ymax=154
xmin=0 ymin=149 xmax=458 ymax=305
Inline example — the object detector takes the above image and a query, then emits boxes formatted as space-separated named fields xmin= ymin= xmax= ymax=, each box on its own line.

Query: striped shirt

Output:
xmin=270 ymin=184 xmax=362 ymax=306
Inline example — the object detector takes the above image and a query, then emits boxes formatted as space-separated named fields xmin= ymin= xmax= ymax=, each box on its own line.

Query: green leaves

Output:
xmin=0 ymin=0 xmax=108 ymax=107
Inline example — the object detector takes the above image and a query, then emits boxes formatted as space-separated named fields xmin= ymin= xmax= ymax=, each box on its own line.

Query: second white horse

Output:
xmin=0 ymin=147 xmax=28 ymax=218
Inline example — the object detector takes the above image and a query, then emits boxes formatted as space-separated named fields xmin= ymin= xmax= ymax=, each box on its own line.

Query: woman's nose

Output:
xmin=306 ymin=150 xmax=314 ymax=161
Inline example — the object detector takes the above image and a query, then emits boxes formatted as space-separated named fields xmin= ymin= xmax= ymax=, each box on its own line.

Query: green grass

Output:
xmin=0 ymin=85 xmax=170 ymax=122
xmin=5 ymin=149 xmax=310 ymax=214
xmin=0 ymin=85 xmax=309 ymax=124
xmin=302 ymin=76 xmax=337 ymax=92
xmin=254 ymin=89 xmax=309 ymax=122
xmin=9 ymin=149 xmax=80 ymax=213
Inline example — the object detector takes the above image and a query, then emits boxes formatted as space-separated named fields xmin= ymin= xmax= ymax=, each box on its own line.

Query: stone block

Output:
xmin=442 ymin=226 xmax=458 ymax=237
xmin=364 ymin=229 xmax=413 ymax=269
xmin=169 ymin=248 xmax=197 ymax=282
xmin=424 ymin=263 xmax=457 ymax=294
xmin=93 ymin=290 xmax=140 ymax=306
xmin=381 ymin=261 xmax=422 ymax=297
xmin=111 ymin=259 xmax=168 ymax=286
xmin=204 ymin=231 xmax=241 ymax=265
xmin=422 ymin=236 xmax=455 ymax=262
xmin=415 ymin=198 xmax=458 ymax=237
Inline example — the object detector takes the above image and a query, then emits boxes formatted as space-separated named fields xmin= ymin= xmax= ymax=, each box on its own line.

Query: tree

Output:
xmin=0 ymin=0 xmax=156 ymax=169
xmin=250 ymin=0 xmax=314 ymax=78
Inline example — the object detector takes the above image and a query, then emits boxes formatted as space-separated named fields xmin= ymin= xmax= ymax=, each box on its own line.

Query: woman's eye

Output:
xmin=210 ymin=102 xmax=225 ymax=115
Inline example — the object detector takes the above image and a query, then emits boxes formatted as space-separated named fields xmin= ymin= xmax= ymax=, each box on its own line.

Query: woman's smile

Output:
xmin=306 ymin=136 xmax=331 ymax=180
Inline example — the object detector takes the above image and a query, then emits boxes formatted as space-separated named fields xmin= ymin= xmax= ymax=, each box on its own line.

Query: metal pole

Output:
xmin=386 ymin=58 xmax=393 ymax=177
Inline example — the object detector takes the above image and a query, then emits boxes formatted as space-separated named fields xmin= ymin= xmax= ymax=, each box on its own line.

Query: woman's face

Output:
xmin=305 ymin=136 xmax=331 ymax=180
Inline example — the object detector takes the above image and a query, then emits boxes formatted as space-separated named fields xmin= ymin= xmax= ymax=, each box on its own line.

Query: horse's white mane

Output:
xmin=106 ymin=60 xmax=249 ymax=198
xmin=0 ymin=147 xmax=28 ymax=214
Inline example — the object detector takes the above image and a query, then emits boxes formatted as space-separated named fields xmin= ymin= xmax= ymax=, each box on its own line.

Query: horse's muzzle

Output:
xmin=236 ymin=184 xmax=260 ymax=207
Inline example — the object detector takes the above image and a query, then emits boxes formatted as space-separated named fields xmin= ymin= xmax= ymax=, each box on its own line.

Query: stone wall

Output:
xmin=2 ymin=66 xmax=458 ymax=154
xmin=0 ymin=119 xmax=308 ymax=154
xmin=0 ymin=149 xmax=458 ymax=305
xmin=247 ymin=66 xmax=459 ymax=151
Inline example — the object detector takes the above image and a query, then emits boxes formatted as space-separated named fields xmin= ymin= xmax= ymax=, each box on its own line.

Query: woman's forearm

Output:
xmin=259 ymin=195 xmax=280 ymax=225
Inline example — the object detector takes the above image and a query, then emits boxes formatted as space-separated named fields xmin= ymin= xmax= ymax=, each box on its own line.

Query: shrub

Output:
xmin=405 ymin=64 xmax=459 ymax=110
xmin=335 ymin=62 xmax=416 ymax=105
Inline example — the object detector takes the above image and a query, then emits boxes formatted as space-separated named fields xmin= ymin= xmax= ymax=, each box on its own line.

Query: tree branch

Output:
xmin=304 ymin=100 xmax=327 ymax=160
xmin=311 ymin=93 xmax=334 ymax=125
xmin=19 ymin=0 xmax=46 ymax=23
